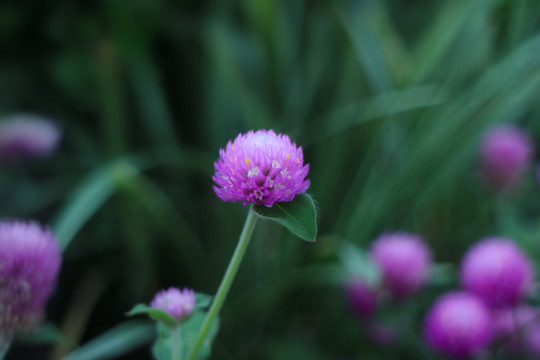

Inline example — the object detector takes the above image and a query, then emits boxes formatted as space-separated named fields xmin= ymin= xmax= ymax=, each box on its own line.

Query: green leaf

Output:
xmin=253 ymin=193 xmax=318 ymax=242
xmin=53 ymin=158 xmax=142 ymax=251
xmin=152 ymin=311 xmax=220 ymax=360
xmin=195 ymin=293 xmax=213 ymax=310
xmin=126 ymin=304 xmax=178 ymax=327
xmin=16 ymin=323 xmax=73 ymax=346
xmin=338 ymin=242 xmax=381 ymax=287
xmin=63 ymin=320 xmax=154 ymax=360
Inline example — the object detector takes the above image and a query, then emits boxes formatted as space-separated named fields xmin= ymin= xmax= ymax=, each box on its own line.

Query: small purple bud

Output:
xmin=150 ymin=287 xmax=196 ymax=323
xmin=0 ymin=221 xmax=62 ymax=338
xmin=460 ymin=238 xmax=534 ymax=309
xmin=479 ymin=126 xmax=533 ymax=190
xmin=424 ymin=292 xmax=492 ymax=358
xmin=212 ymin=129 xmax=310 ymax=207
xmin=370 ymin=232 xmax=431 ymax=299
xmin=0 ymin=114 xmax=61 ymax=160
xmin=345 ymin=280 xmax=378 ymax=318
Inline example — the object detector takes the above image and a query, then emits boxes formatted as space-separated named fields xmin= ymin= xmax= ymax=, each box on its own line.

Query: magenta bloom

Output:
xmin=460 ymin=237 xmax=533 ymax=309
xmin=0 ymin=221 xmax=61 ymax=338
xmin=370 ymin=232 xmax=431 ymax=299
xmin=150 ymin=287 xmax=196 ymax=323
xmin=0 ymin=114 xmax=61 ymax=160
xmin=479 ymin=125 xmax=533 ymax=190
xmin=213 ymin=129 xmax=310 ymax=207
xmin=345 ymin=280 xmax=378 ymax=318
xmin=424 ymin=292 xmax=492 ymax=358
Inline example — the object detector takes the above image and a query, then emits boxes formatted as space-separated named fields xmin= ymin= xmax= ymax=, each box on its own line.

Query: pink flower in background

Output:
xmin=479 ymin=125 xmax=533 ymax=190
xmin=151 ymin=287 xmax=196 ymax=323
xmin=0 ymin=114 xmax=61 ymax=160
xmin=460 ymin=237 xmax=533 ymax=309
xmin=213 ymin=129 xmax=310 ymax=207
xmin=0 ymin=221 xmax=61 ymax=338
xmin=345 ymin=280 xmax=378 ymax=318
xmin=424 ymin=292 xmax=492 ymax=358
xmin=370 ymin=232 xmax=431 ymax=299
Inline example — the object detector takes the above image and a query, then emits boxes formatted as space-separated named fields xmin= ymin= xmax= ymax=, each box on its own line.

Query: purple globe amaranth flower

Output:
xmin=150 ymin=287 xmax=196 ymax=323
xmin=479 ymin=125 xmax=533 ymax=190
xmin=212 ymin=129 xmax=310 ymax=207
xmin=460 ymin=237 xmax=534 ymax=309
xmin=424 ymin=292 xmax=492 ymax=358
xmin=0 ymin=114 xmax=61 ymax=161
xmin=370 ymin=232 xmax=431 ymax=299
xmin=345 ymin=280 xmax=378 ymax=318
xmin=0 ymin=221 xmax=61 ymax=338
xmin=492 ymin=305 xmax=538 ymax=353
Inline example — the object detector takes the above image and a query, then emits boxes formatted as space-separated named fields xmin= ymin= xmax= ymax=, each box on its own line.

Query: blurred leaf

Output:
xmin=195 ymin=293 xmax=213 ymax=310
xmin=338 ymin=242 xmax=381 ymax=286
xmin=126 ymin=304 xmax=178 ymax=328
xmin=53 ymin=159 xmax=141 ymax=251
xmin=254 ymin=193 xmax=317 ymax=242
xmin=63 ymin=320 xmax=154 ymax=360
xmin=428 ymin=263 xmax=455 ymax=286
xmin=16 ymin=323 xmax=73 ymax=346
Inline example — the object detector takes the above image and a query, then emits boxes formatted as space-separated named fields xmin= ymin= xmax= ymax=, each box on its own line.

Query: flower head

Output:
xmin=460 ymin=237 xmax=533 ymax=309
xmin=370 ymin=232 xmax=431 ymax=299
xmin=212 ymin=129 xmax=310 ymax=207
xmin=150 ymin=287 xmax=196 ymax=323
xmin=0 ymin=114 xmax=61 ymax=160
xmin=479 ymin=125 xmax=533 ymax=190
xmin=0 ymin=221 xmax=61 ymax=338
xmin=345 ymin=280 xmax=378 ymax=318
xmin=424 ymin=292 xmax=492 ymax=358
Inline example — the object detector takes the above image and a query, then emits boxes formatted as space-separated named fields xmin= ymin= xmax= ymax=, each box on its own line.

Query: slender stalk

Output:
xmin=0 ymin=340 xmax=10 ymax=360
xmin=171 ymin=325 xmax=182 ymax=360
xmin=186 ymin=207 xmax=258 ymax=360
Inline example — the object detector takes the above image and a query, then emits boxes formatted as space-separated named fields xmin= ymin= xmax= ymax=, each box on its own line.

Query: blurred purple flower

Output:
xmin=492 ymin=305 xmax=538 ymax=353
xmin=151 ymin=287 xmax=196 ymax=323
xmin=424 ymin=292 xmax=492 ymax=358
xmin=345 ymin=280 xmax=378 ymax=318
xmin=0 ymin=221 xmax=61 ymax=338
xmin=460 ymin=237 xmax=534 ymax=309
xmin=0 ymin=114 xmax=61 ymax=160
xmin=370 ymin=232 xmax=431 ymax=299
xmin=479 ymin=125 xmax=533 ymax=190
xmin=213 ymin=129 xmax=310 ymax=207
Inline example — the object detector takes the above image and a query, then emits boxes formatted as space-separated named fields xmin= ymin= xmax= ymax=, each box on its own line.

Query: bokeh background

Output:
xmin=2 ymin=0 xmax=540 ymax=359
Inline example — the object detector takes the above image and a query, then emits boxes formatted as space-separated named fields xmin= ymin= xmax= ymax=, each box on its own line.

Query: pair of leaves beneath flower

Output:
xmin=152 ymin=312 xmax=219 ymax=360
xmin=127 ymin=293 xmax=217 ymax=360
xmin=253 ymin=193 xmax=318 ymax=242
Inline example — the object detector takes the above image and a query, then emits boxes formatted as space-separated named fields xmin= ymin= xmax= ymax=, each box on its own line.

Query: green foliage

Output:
xmin=62 ymin=321 xmax=154 ymax=360
xmin=152 ymin=312 xmax=219 ymax=360
xmin=2 ymin=0 xmax=540 ymax=359
xmin=254 ymin=193 xmax=318 ymax=242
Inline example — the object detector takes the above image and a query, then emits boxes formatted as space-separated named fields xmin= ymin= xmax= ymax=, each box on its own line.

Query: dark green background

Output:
xmin=2 ymin=0 xmax=540 ymax=359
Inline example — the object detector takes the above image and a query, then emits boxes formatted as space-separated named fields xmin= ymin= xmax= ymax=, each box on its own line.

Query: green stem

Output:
xmin=186 ymin=207 xmax=258 ymax=360
xmin=171 ymin=325 xmax=182 ymax=360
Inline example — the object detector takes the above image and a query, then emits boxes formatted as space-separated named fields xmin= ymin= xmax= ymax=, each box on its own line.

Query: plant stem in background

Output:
xmin=171 ymin=325 xmax=181 ymax=360
xmin=187 ymin=207 xmax=258 ymax=360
